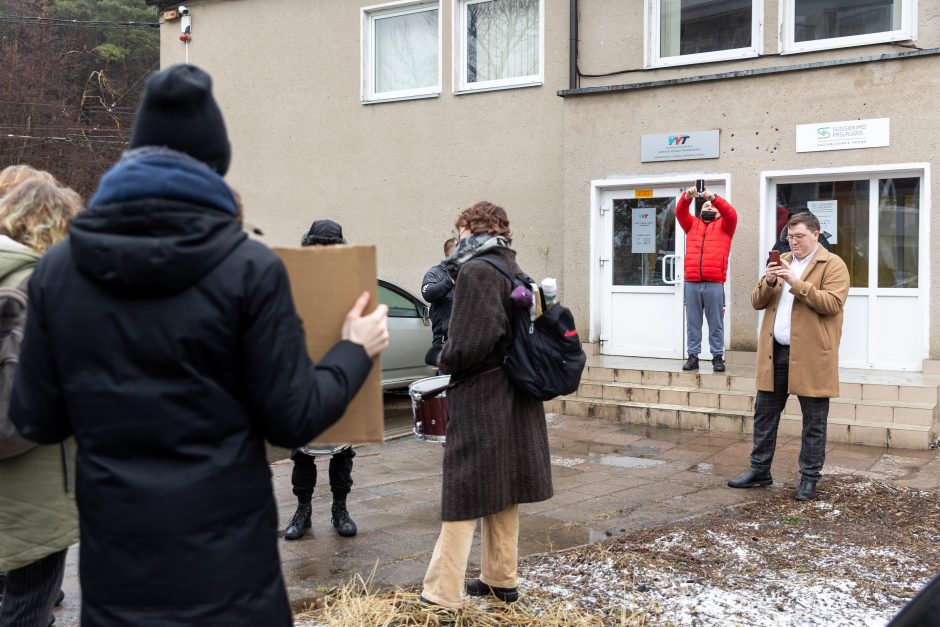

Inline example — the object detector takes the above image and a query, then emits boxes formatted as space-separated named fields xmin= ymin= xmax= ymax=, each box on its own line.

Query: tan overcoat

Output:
xmin=752 ymin=247 xmax=850 ymax=398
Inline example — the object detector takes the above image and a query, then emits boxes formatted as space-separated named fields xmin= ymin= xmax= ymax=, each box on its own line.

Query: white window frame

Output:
xmin=361 ymin=0 xmax=442 ymax=104
xmin=453 ymin=0 xmax=545 ymax=95
xmin=779 ymin=0 xmax=917 ymax=55
xmin=645 ymin=0 xmax=763 ymax=69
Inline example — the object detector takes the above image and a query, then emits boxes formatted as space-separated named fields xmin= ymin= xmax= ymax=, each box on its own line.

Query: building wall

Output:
xmin=158 ymin=0 xmax=940 ymax=359
xmin=159 ymin=0 xmax=568 ymax=297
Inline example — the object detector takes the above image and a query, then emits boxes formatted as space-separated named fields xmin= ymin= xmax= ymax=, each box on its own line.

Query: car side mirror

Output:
xmin=421 ymin=305 xmax=431 ymax=326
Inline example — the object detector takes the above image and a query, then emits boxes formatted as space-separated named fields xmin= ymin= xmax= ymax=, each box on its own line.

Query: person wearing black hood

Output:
xmin=283 ymin=219 xmax=358 ymax=541
xmin=421 ymin=236 xmax=459 ymax=369
xmin=7 ymin=64 xmax=389 ymax=626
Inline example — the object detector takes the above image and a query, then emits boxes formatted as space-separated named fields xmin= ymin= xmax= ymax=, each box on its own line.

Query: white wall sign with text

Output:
xmin=631 ymin=208 xmax=656 ymax=253
xmin=641 ymin=130 xmax=720 ymax=162
xmin=807 ymin=200 xmax=838 ymax=245
xmin=796 ymin=118 xmax=890 ymax=153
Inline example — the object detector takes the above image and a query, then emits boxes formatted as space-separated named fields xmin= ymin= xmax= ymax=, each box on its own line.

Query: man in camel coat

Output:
xmin=728 ymin=211 xmax=849 ymax=501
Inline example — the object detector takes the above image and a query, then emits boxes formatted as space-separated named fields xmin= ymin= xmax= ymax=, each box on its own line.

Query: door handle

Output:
xmin=662 ymin=254 xmax=679 ymax=285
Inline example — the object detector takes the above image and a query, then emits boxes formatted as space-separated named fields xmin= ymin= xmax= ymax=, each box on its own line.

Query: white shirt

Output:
xmin=773 ymin=245 xmax=819 ymax=345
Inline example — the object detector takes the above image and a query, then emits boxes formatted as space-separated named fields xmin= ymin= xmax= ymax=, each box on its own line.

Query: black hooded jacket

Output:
xmin=9 ymin=150 xmax=372 ymax=626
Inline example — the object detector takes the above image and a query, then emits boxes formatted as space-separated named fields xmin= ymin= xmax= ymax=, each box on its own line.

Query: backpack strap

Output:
xmin=474 ymin=256 xmax=520 ymax=284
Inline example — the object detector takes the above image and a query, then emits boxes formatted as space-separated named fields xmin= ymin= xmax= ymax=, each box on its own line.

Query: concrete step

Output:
xmin=572 ymin=381 xmax=936 ymax=425
xmin=546 ymin=396 xmax=936 ymax=450
xmin=581 ymin=365 xmax=940 ymax=403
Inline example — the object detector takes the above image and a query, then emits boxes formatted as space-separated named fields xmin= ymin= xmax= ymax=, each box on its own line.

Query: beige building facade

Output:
xmin=150 ymin=0 xmax=940 ymax=371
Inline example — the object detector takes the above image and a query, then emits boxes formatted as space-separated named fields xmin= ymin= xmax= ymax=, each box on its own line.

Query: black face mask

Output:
xmin=701 ymin=211 xmax=717 ymax=222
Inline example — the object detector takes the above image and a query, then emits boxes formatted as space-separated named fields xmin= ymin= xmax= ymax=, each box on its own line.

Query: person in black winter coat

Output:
xmin=421 ymin=237 xmax=458 ymax=368
xmin=772 ymin=209 xmax=832 ymax=255
xmin=8 ymin=64 xmax=389 ymax=627
xmin=283 ymin=219 xmax=358 ymax=542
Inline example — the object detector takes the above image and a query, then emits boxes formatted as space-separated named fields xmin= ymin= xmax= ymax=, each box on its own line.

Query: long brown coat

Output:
xmin=752 ymin=246 xmax=850 ymax=398
xmin=438 ymin=247 xmax=553 ymax=521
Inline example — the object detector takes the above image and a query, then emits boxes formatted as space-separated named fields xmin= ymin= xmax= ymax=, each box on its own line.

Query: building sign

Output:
xmin=631 ymin=208 xmax=656 ymax=253
xmin=796 ymin=118 xmax=889 ymax=153
xmin=641 ymin=130 xmax=720 ymax=162
xmin=807 ymin=200 xmax=838 ymax=244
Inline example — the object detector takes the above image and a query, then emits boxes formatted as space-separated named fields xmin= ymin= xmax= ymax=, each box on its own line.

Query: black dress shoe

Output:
xmin=682 ymin=355 xmax=699 ymax=371
xmin=283 ymin=503 xmax=312 ymax=540
xmin=712 ymin=355 xmax=725 ymax=372
xmin=465 ymin=578 xmax=519 ymax=603
xmin=727 ymin=468 xmax=773 ymax=488
xmin=331 ymin=501 xmax=358 ymax=537
xmin=794 ymin=480 xmax=817 ymax=501
xmin=55 ymin=589 xmax=65 ymax=607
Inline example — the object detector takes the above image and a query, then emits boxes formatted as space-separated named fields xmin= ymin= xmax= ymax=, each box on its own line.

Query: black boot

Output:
xmin=466 ymin=578 xmax=519 ymax=603
xmin=712 ymin=354 xmax=726 ymax=372
xmin=728 ymin=468 xmax=773 ymax=488
xmin=794 ymin=480 xmax=817 ymax=501
xmin=331 ymin=500 xmax=357 ymax=537
xmin=283 ymin=503 xmax=312 ymax=540
xmin=682 ymin=354 xmax=699 ymax=371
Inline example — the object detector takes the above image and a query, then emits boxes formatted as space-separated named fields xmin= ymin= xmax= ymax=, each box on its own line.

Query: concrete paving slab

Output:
xmin=48 ymin=412 xmax=940 ymax=626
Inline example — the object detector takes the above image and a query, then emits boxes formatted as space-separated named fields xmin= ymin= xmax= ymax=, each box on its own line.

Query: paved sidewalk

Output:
xmin=53 ymin=414 xmax=940 ymax=624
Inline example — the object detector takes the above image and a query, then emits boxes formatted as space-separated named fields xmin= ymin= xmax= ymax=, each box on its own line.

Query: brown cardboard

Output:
xmin=274 ymin=245 xmax=384 ymax=445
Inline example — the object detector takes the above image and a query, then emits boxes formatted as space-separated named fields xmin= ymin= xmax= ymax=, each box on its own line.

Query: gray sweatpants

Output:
xmin=684 ymin=281 xmax=724 ymax=356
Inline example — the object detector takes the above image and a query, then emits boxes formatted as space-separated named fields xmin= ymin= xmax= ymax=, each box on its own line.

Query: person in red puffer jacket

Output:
xmin=676 ymin=186 xmax=737 ymax=372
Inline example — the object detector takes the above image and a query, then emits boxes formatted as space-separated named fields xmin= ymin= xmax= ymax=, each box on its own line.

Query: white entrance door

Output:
xmin=765 ymin=167 xmax=928 ymax=370
xmin=600 ymin=187 xmax=686 ymax=358
xmin=600 ymin=182 xmax=728 ymax=359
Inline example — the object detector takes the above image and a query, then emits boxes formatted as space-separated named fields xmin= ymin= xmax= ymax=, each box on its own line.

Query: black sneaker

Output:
xmin=331 ymin=501 xmax=358 ymax=537
xmin=682 ymin=355 xmax=699 ymax=371
xmin=283 ymin=503 xmax=312 ymax=540
xmin=712 ymin=354 xmax=726 ymax=372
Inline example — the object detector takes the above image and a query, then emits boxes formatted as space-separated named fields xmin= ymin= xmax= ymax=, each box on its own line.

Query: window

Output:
xmin=455 ymin=0 xmax=543 ymax=93
xmin=647 ymin=0 xmax=762 ymax=68
xmin=379 ymin=283 xmax=422 ymax=318
xmin=362 ymin=1 xmax=441 ymax=103
xmin=780 ymin=0 xmax=915 ymax=54
xmin=776 ymin=180 xmax=870 ymax=287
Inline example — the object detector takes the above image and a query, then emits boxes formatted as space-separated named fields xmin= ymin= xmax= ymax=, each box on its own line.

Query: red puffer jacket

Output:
xmin=676 ymin=194 xmax=737 ymax=283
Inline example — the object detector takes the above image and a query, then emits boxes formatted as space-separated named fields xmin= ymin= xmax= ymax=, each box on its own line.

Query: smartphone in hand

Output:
xmin=768 ymin=250 xmax=781 ymax=266
xmin=695 ymin=179 xmax=705 ymax=195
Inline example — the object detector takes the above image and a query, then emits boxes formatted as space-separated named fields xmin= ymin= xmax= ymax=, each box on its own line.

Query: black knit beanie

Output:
xmin=302 ymin=219 xmax=346 ymax=247
xmin=129 ymin=64 xmax=231 ymax=176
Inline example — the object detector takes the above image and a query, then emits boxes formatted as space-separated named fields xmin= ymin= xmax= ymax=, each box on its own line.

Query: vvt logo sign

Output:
xmin=668 ymin=135 xmax=691 ymax=145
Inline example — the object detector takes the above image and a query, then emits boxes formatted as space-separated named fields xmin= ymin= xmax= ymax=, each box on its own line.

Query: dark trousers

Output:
xmin=0 ymin=549 xmax=66 ymax=627
xmin=750 ymin=341 xmax=829 ymax=482
xmin=291 ymin=447 xmax=355 ymax=504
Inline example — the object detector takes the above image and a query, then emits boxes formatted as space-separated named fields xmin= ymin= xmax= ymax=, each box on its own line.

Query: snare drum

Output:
xmin=410 ymin=375 xmax=450 ymax=442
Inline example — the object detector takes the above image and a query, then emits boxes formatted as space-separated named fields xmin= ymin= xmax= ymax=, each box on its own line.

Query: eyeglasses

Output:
xmin=786 ymin=233 xmax=809 ymax=242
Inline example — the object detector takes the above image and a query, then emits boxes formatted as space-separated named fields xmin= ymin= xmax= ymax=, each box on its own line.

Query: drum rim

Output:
xmin=408 ymin=374 xmax=451 ymax=394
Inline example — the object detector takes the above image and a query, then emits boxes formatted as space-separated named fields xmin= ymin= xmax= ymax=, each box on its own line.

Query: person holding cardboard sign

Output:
xmin=283 ymin=219 xmax=359 ymax=541
xmin=5 ymin=64 xmax=389 ymax=626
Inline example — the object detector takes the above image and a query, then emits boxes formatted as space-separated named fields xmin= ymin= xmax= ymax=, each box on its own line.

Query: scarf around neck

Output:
xmin=442 ymin=233 xmax=511 ymax=278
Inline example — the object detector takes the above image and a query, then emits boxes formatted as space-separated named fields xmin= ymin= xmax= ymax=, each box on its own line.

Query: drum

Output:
xmin=410 ymin=375 xmax=450 ymax=442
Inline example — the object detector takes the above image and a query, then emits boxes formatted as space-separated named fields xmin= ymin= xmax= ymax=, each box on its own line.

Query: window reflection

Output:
xmin=776 ymin=180 xmax=869 ymax=287
xmin=879 ymin=177 xmax=919 ymax=288
xmin=612 ymin=197 xmax=676 ymax=286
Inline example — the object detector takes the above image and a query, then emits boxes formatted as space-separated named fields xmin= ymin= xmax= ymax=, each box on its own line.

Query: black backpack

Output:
xmin=0 ymin=281 xmax=34 ymax=459
xmin=476 ymin=257 xmax=586 ymax=401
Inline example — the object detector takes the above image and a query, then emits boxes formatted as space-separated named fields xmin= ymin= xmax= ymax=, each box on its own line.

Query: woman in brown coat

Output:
xmin=420 ymin=201 xmax=553 ymax=609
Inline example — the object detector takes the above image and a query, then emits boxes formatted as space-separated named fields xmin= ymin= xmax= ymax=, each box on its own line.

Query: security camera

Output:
xmin=179 ymin=5 xmax=190 ymax=15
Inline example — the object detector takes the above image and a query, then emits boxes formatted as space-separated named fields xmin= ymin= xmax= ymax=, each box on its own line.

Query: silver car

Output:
xmin=378 ymin=279 xmax=434 ymax=389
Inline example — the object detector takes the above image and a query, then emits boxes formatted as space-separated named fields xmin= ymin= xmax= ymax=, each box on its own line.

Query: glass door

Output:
xmin=772 ymin=173 xmax=924 ymax=370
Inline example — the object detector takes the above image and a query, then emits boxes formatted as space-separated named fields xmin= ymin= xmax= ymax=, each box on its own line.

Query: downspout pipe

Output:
xmin=569 ymin=0 xmax=578 ymax=90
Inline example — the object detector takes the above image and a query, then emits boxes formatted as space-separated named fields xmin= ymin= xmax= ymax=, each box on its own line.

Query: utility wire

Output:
xmin=0 ymin=15 xmax=158 ymax=30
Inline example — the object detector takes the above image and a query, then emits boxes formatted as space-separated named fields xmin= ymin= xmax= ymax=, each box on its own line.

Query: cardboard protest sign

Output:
xmin=274 ymin=245 xmax=384 ymax=445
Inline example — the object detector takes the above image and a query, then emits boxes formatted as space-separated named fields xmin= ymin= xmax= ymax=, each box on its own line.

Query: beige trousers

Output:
xmin=421 ymin=504 xmax=519 ymax=608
